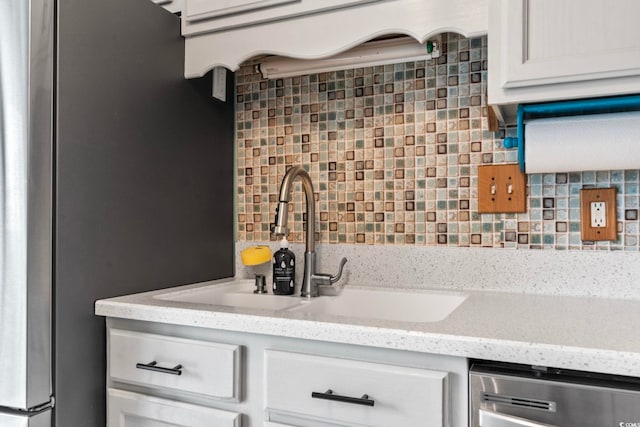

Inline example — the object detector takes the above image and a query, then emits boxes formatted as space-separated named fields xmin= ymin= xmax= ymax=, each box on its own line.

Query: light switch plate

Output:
xmin=580 ymin=188 xmax=617 ymax=241
xmin=477 ymin=164 xmax=526 ymax=213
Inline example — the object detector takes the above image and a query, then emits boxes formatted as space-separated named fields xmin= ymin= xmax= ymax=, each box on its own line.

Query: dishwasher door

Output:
xmin=470 ymin=362 xmax=640 ymax=427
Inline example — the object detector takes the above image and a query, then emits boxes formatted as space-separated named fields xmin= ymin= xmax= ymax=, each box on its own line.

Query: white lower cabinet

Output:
xmin=105 ymin=318 xmax=467 ymax=427
xmin=107 ymin=388 xmax=241 ymax=427
xmin=106 ymin=323 xmax=246 ymax=427
xmin=109 ymin=329 xmax=241 ymax=401
xmin=264 ymin=350 xmax=448 ymax=427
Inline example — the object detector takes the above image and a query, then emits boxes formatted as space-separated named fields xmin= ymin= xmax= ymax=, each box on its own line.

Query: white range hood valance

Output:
xmin=161 ymin=0 xmax=488 ymax=78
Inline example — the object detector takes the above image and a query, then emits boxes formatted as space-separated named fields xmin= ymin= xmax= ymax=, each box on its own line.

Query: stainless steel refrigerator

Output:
xmin=0 ymin=0 xmax=234 ymax=425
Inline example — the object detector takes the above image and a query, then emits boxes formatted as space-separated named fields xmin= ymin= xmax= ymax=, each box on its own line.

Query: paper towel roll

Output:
xmin=524 ymin=110 xmax=640 ymax=173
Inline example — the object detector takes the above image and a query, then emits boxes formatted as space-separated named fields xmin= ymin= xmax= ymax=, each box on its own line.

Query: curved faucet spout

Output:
xmin=273 ymin=166 xmax=315 ymax=253
xmin=273 ymin=166 xmax=347 ymax=298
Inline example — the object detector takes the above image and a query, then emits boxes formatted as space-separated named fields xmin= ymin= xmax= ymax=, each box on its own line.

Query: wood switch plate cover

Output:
xmin=477 ymin=164 xmax=526 ymax=213
xmin=580 ymin=187 xmax=617 ymax=241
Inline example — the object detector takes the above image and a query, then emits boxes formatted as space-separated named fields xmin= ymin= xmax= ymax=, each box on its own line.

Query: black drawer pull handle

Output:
xmin=311 ymin=389 xmax=375 ymax=407
xmin=135 ymin=361 xmax=183 ymax=376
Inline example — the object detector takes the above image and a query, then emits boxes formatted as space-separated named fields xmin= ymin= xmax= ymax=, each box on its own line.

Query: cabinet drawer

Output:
xmin=107 ymin=388 xmax=240 ymax=427
xmin=264 ymin=350 xmax=448 ymax=427
xmin=109 ymin=329 xmax=241 ymax=401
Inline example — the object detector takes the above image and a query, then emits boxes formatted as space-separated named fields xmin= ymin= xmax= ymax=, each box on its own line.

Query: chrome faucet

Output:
xmin=273 ymin=166 xmax=347 ymax=297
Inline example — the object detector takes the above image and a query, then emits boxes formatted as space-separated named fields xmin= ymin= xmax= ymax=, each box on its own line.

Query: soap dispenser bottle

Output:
xmin=272 ymin=237 xmax=295 ymax=295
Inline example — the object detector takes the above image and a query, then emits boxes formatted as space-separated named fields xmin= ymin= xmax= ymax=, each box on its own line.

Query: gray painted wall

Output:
xmin=55 ymin=0 xmax=234 ymax=424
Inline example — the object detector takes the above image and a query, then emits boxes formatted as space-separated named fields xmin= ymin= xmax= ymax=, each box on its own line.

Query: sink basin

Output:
xmin=290 ymin=287 xmax=468 ymax=323
xmin=154 ymin=279 xmax=467 ymax=323
xmin=155 ymin=280 xmax=301 ymax=311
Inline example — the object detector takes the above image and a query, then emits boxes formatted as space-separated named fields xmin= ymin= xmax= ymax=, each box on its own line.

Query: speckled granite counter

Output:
xmin=95 ymin=277 xmax=640 ymax=378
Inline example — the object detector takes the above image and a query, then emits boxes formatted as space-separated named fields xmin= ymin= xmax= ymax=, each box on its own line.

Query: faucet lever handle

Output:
xmin=311 ymin=257 xmax=348 ymax=287
xmin=329 ymin=257 xmax=348 ymax=285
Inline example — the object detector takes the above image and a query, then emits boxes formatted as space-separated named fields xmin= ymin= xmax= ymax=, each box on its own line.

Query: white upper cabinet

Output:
xmin=184 ymin=0 xmax=295 ymax=24
xmin=489 ymin=0 xmax=640 ymax=105
xmin=170 ymin=0 xmax=488 ymax=78
xmin=151 ymin=0 xmax=184 ymax=14
xmin=182 ymin=0 xmax=383 ymax=34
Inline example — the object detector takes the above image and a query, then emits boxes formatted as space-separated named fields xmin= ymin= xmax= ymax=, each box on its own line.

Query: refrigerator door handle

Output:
xmin=135 ymin=361 xmax=183 ymax=376
xmin=479 ymin=409 xmax=557 ymax=427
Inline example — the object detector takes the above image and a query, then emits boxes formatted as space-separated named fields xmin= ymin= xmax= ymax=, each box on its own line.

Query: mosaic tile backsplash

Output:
xmin=235 ymin=33 xmax=640 ymax=251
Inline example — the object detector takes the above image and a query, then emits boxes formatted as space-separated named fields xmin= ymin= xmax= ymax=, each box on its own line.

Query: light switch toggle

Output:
xmin=507 ymin=183 xmax=513 ymax=194
xmin=490 ymin=184 xmax=496 ymax=195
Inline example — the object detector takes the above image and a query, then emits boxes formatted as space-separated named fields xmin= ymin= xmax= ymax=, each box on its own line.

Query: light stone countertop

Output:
xmin=95 ymin=276 xmax=640 ymax=378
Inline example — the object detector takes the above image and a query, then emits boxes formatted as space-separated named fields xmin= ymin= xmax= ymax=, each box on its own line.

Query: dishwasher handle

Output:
xmin=479 ymin=409 xmax=557 ymax=427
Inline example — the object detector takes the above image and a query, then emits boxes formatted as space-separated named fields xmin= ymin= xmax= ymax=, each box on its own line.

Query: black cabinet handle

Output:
xmin=311 ymin=389 xmax=375 ymax=407
xmin=135 ymin=360 xmax=183 ymax=376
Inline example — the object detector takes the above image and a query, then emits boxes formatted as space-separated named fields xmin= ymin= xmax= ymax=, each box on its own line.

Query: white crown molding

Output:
xmin=183 ymin=0 xmax=488 ymax=78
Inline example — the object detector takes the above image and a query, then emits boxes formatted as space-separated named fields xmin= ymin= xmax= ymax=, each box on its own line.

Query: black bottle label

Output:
xmin=273 ymin=249 xmax=295 ymax=295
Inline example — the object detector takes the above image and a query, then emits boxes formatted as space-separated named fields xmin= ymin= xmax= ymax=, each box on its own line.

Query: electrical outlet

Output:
xmin=580 ymin=188 xmax=617 ymax=241
xmin=590 ymin=202 xmax=606 ymax=227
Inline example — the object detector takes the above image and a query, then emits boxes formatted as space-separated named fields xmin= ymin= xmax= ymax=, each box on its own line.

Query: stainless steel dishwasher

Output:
xmin=470 ymin=361 xmax=640 ymax=427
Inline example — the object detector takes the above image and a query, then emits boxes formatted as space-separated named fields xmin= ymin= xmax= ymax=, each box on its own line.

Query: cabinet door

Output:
xmin=498 ymin=0 xmax=640 ymax=88
xmin=107 ymin=388 xmax=241 ymax=427
xmin=489 ymin=0 xmax=640 ymax=105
